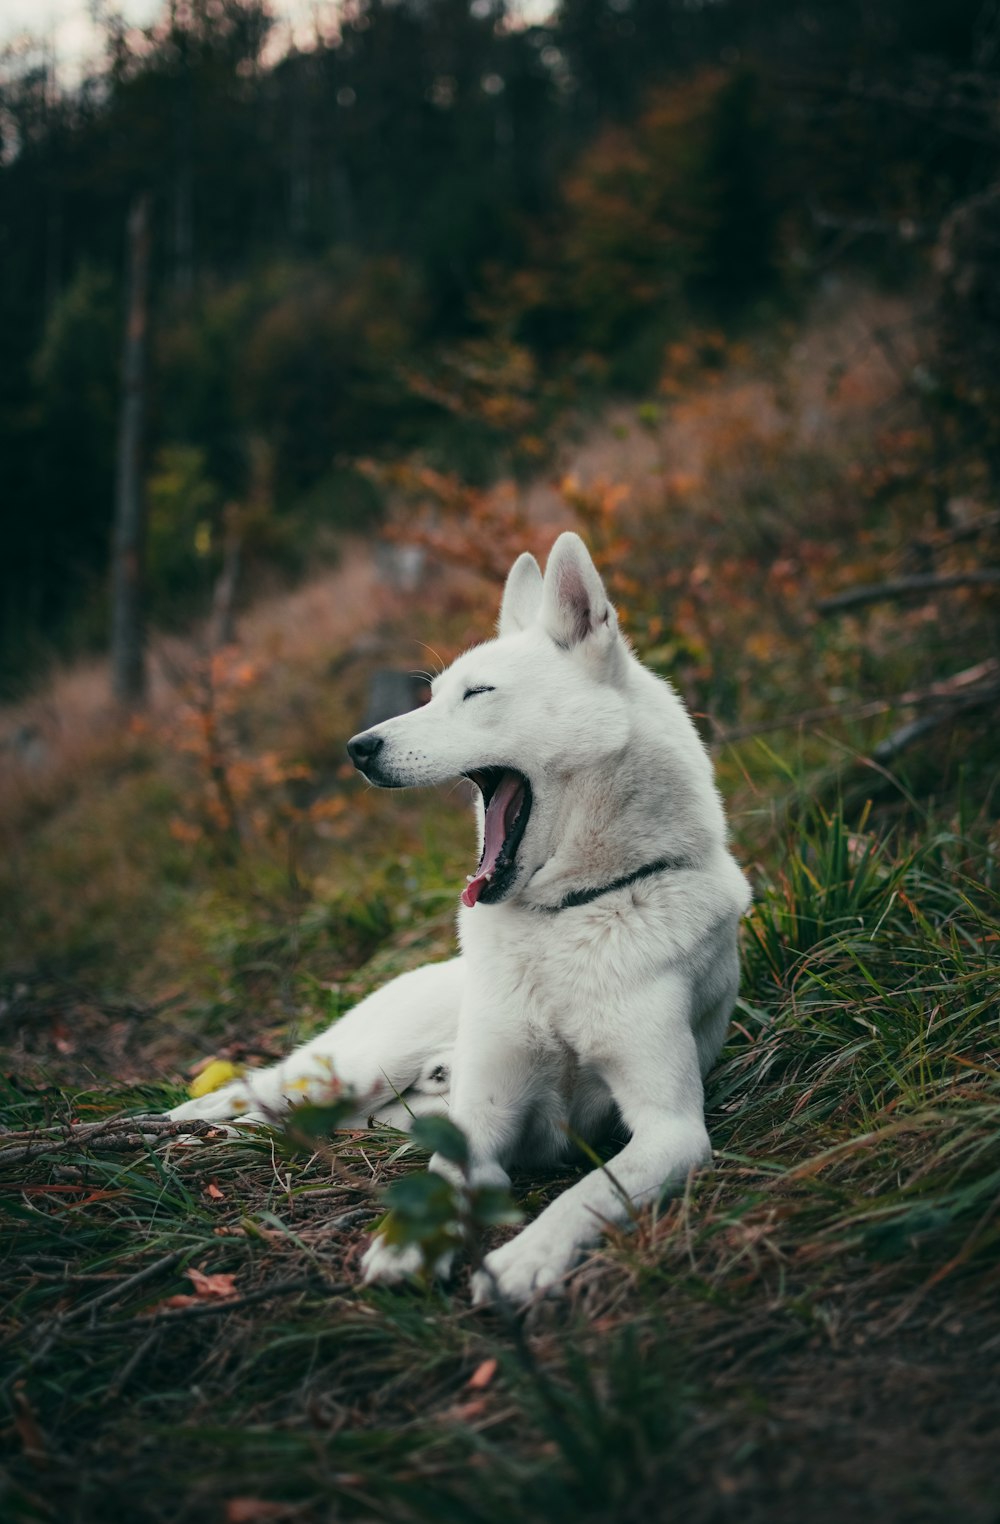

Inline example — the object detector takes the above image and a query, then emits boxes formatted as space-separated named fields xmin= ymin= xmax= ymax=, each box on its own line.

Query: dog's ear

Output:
xmin=498 ymin=552 xmax=544 ymax=636
xmin=541 ymin=532 xmax=618 ymax=650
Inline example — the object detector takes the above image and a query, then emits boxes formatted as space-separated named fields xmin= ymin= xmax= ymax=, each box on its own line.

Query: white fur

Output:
xmin=166 ymin=533 xmax=751 ymax=1303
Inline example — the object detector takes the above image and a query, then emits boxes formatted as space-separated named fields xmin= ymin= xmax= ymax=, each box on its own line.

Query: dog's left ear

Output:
xmin=541 ymin=532 xmax=618 ymax=651
xmin=498 ymin=552 xmax=544 ymax=636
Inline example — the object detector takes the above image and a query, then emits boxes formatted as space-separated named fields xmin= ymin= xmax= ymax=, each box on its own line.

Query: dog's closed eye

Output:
xmin=463 ymin=685 xmax=496 ymax=701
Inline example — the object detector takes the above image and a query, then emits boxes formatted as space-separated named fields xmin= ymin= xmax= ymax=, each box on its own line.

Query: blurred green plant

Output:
xmin=380 ymin=1115 xmax=522 ymax=1278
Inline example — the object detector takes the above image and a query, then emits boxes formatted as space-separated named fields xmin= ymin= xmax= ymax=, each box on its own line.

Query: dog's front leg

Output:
xmin=472 ymin=979 xmax=710 ymax=1304
xmin=362 ymin=1019 xmax=533 ymax=1286
xmin=163 ymin=958 xmax=463 ymax=1128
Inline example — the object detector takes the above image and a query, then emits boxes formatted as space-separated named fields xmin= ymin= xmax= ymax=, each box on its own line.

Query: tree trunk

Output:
xmin=173 ymin=70 xmax=194 ymax=297
xmin=211 ymin=505 xmax=243 ymax=649
xmin=111 ymin=193 xmax=151 ymax=709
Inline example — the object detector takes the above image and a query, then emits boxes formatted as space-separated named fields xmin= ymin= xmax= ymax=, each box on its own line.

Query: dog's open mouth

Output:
xmin=461 ymin=768 xmax=532 ymax=908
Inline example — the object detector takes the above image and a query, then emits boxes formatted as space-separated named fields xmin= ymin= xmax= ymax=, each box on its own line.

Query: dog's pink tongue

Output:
xmin=462 ymin=772 xmax=524 ymax=908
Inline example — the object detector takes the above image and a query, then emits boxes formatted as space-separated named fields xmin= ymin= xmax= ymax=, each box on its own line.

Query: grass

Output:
xmin=2 ymin=808 xmax=998 ymax=1524
xmin=2 ymin=284 xmax=999 ymax=1521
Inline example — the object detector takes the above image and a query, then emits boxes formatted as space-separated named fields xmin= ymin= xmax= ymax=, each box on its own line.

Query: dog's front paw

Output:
xmin=166 ymin=1084 xmax=252 ymax=1124
xmin=361 ymin=1234 xmax=454 ymax=1286
xmin=471 ymin=1232 xmax=569 ymax=1306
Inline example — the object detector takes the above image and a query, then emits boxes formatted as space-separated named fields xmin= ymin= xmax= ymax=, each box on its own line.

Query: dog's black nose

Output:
xmin=347 ymin=731 xmax=384 ymax=771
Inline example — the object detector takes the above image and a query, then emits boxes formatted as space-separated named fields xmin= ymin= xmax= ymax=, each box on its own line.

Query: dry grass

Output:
xmin=1 ymin=814 xmax=997 ymax=1524
xmin=2 ymin=281 xmax=999 ymax=1523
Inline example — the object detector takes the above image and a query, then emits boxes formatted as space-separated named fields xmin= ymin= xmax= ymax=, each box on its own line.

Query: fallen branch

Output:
xmin=817 ymin=570 xmax=1000 ymax=614
xmin=713 ymin=659 xmax=1000 ymax=746
xmin=907 ymin=656 xmax=1000 ymax=701
xmin=713 ymin=696 xmax=892 ymax=745
xmin=0 ymin=1114 xmax=201 ymax=1145
xmin=97 ymin=1277 xmax=351 ymax=1332
xmin=873 ymin=685 xmax=1000 ymax=764
xmin=0 ymin=1116 xmax=222 ymax=1167
xmin=872 ymin=711 xmax=954 ymax=765
xmin=917 ymin=510 xmax=1000 ymax=552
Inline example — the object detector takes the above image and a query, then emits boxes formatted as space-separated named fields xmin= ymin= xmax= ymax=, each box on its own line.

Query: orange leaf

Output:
xmin=169 ymin=816 xmax=203 ymax=844
xmin=205 ymin=1182 xmax=225 ymax=1201
xmin=225 ymin=1500 xmax=299 ymax=1523
xmin=466 ymin=1357 xmax=498 ymax=1391
xmin=186 ymin=1267 xmax=238 ymax=1298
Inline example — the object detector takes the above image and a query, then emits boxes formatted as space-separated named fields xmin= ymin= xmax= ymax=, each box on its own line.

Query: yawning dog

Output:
xmin=166 ymin=532 xmax=751 ymax=1301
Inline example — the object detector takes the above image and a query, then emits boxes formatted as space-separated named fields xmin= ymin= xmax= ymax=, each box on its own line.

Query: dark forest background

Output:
xmin=3 ymin=0 xmax=998 ymax=693
xmin=4 ymin=11 xmax=1000 ymax=1521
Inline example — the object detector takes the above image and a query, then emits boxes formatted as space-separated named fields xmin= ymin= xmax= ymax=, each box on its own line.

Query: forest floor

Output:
xmin=1 ymin=280 xmax=998 ymax=1524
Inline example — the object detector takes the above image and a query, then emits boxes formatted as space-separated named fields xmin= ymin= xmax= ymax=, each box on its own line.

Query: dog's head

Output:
xmin=347 ymin=533 xmax=632 ymax=907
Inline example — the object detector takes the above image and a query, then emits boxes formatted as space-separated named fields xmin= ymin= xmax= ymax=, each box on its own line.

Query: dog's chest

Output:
xmin=466 ymin=899 xmax=661 ymax=1055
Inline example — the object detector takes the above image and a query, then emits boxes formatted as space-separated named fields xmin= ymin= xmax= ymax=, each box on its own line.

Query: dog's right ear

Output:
xmin=498 ymin=552 xmax=544 ymax=636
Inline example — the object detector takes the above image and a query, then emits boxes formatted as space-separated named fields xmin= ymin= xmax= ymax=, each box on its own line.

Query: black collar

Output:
xmin=528 ymin=855 xmax=691 ymax=914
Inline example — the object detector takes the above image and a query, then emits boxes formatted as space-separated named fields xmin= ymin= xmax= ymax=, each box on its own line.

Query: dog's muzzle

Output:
xmin=347 ymin=730 xmax=385 ymax=779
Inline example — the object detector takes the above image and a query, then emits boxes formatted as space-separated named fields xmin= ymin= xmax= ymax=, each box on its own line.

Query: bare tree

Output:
xmin=111 ymin=193 xmax=151 ymax=708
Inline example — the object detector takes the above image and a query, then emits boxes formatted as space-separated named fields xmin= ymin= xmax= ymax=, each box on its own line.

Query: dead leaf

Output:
xmin=205 ymin=1182 xmax=225 ymax=1201
xmin=466 ymin=1357 xmax=497 ymax=1390
xmin=186 ymin=1267 xmax=238 ymax=1298
xmin=224 ymin=1500 xmax=299 ymax=1523
xmin=12 ymin=1382 xmax=48 ymax=1461
xmin=446 ymin=1398 xmax=489 ymax=1423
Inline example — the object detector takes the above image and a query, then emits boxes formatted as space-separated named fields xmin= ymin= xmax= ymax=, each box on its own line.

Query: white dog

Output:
xmin=167 ymin=533 xmax=750 ymax=1302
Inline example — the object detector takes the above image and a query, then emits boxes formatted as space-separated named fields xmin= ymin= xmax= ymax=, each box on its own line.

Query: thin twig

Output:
xmin=61 ymin=1248 xmax=188 ymax=1325
xmin=817 ymin=570 xmax=1000 ymax=613
xmin=0 ymin=1115 xmax=206 ymax=1144
xmin=0 ymin=1117 xmax=220 ymax=1166
xmin=713 ymin=660 xmax=1000 ymax=746
xmin=0 ymin=1114 xmax=133 ymax=1148
xmin=0 ymin=1326 xmax=61 ymax=1398
xmin=714 ymin=696 xmax=893 ymax=745
xmin=96 ymin=1277 xmax=351 ymax=1332
xmin=105 ymin=1327 xmax=161 ymax=1402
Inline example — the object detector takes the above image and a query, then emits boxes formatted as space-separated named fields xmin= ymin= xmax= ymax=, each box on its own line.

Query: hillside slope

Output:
xmin=1 ymin=281 xmax=998 ymax=1524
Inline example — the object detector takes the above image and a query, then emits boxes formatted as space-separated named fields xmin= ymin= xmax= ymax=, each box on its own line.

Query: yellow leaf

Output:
xmin=189 ymin=1059 xmax=244 ymax=1098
